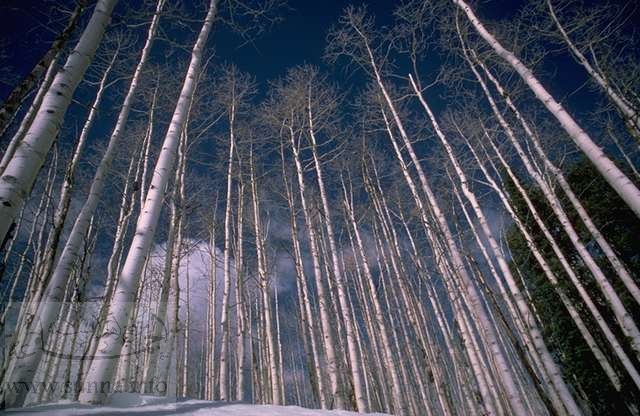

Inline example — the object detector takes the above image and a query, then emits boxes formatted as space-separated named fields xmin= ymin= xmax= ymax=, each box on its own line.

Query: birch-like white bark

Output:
xmin=280 ymin=147 xmax=326 ymax=408
xmin=0 ymin=0 xmax=118 ymax=245
xmin=3 ymin=3 xmax=164 ymax=406
xmin=476 ymin=126 xmax=640 ymax=391
xmin=0 ymin=1 xmax=87 ymax=137
xmin=0 ymin=50 xmax=61 ymax=176
xmin=288 ymin=124 xmax=344 ymax=409
xmin=274 ymin=272 xmax=285 ymax=404
xmin=0 ymin=148 xmax=58 ymax=406
xmin=453 ymin=0 xmax=640 ymax=218
xmin=36 ymin=43 xmax=120 ymax=298
xmin=341 ymin=176 xmax=405 ymax=415
xmin=396 ymin=209 xmax=465 ymax=415
xmin=235 ymin=181 xmax=246 ymax=401
xmin=376 ymin=102 xmax=501 ymax=415
xmin=306 ymin=85 xmax=367 ymax=413
xmin=464 ymin=138 xmax=621 ymax=390
xmin=461 ymin=46 xmax=640 ymax=359
xmin=78 ymin=0 xmax=218 ymax=403
xmin=546 ymin=0 xmax=640 ymax=139
xmin=466 ymin=47 xmax=640 ymax=307
xmin=250 ymin=145 xmax=282 ymax=405
xmin=182 ymin=255 xmax=191 ymax=397
xmin=367 ymin=163 xmax=454 ymax=415
xmin=206 ymin=206 xmax=218 ymax=400
xmin=348 ymin=15 xmax=528 ymax=410
xmin=0 ymin=171 xmax=50 ymax=332
xmin=218 ymin=105 xmax=235 ymax=402
xmin=77 ymin=121 xmax=148 ymax=390
xmin=377 ymin=88 xmax=526 ymax=416
xmin=409 ymin=73 xmax=582 ymax=416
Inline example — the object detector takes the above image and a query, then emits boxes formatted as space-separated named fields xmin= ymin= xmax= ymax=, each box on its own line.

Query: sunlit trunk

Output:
xmin=77 ymin=0 xmax=218 ymax=403
xmin=0 ymin=0 xmax=118 ymax=246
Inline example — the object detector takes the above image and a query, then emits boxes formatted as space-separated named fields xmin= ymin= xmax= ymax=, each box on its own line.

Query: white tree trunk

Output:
xmin=0 ymin=50 xmax=61 ymax=176
xmin=182 ymin=256 xmax=191 ymax=397
xmin=280 ymin=148 xmax=326 ymax=408
xmin=474 ymin=126 xmax=640 ymax=391
xmin=306 ymin=87 xmax=367 ymax=413
xmin=409 ymin=73 xmax=582 ymax=416
xmin=77 ymin=0 xmax=218 ymax=404
xmin=206 ymin=205 xmax=219 ymax=400
xmin=376 ymin=102 xmax=502 ymax=415
xmin=235 ymin=182 xmax=246 ymax=401
xmin=461 ymin=47 xmax=640 ymax=360
xmin=546 ymin=0 xmax=640 ymax=139
xmin=250 ymin=146 xmax=282 ymax=405
xmin=341 ymin=177 xmax=405 ymax=415
xmin=0 ymin=1 xmax=86 ymax=136
xmin=274 ymin=273 xmax=285 ymax=404
xmin=1 ymin=3 xmax=164 ymax=406
xmin=0 ymin=0 xmax=118 ymax=245
xmin=0 ymin=149 xmax=59 ymax=406
xmin=378 ymin=93 xmax=527 ymax=414
xmin=453 ymin=0 xmax=640 ymax=218
xmin=36 ymin=42 xmax=121 ymax=298
xmin=346 ymin=15 xmax=530 ymax=411
xmin=288 ymin=125 xmax=344 ymax=409
xmin=466 ymin=46 xmax=640 ymax=308
xmin=219 ymin=91 xmax=236 ymax=402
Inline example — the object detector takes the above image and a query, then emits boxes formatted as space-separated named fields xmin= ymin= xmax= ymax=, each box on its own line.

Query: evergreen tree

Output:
xmin=507 ymin=157 xmax=640 ymax=415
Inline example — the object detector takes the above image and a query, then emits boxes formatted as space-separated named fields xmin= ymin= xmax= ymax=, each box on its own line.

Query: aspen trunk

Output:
xmin=376 ymin=90 xmax=526 ymax=413
xmin=409 ymin=73 xmax=582 ymax=416
xmin=453 ymin=0 xmax=640 ymax=218
xmin=35 ymin=42 xmax=121 ymax=298
xmin=340 ymin=174 xmax=405 ymax=415
xmin=0 ymin=0 xmax=118 ymax=245
xmin=280 ymin=144 xmax=326 ymax=408
xmin=77 ymin=0 xmax=218 ymax=404
xmin=306 ymin=85 xmax=367 ymax=413
xmin=346 ymin=14 xmax=530 ymax=410
xmin=0 ymin=1 xmax=87 ymax=137
xmin=546 ymin=0 xmax=640 ymax=140
xmin=249 ymin=145 xmax=282 ymax=405
xmin=274 ymin=273 xmax=285 ymax=404
xmin=0 ymin=148 xmax=58 ymax=405
xmin=182 ymin=256 xmax=191 ymax=397
xmin=288 ymin=125 xmax=344 ymax=409
xmin=207 ymin=205 xmax=219 ymax=400
xmin=219 ymin=88 xmax=236 ymax=402
xmin=0 ymin=50 xmax=61 ymax=176
xmin=2 ymin=3 xmax=164 ymax=405
xmin=475 ymin=125 xmax=640 ymax=391
xmin=144 ymin=125 xmax=189 ymax=393
xmin=76 ymin=131 xmax=147 ymax=390
xmin=464 ymin=45 xmax=640 ymax=308
xmin=461 ymin=46 xmax=640 ymax=360
xmin=235 ymin=181 xmax=246 ymax=401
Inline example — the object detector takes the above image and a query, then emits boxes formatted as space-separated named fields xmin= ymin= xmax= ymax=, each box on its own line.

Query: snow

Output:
xmin=5 ymin=395 xmax=390 ymax=415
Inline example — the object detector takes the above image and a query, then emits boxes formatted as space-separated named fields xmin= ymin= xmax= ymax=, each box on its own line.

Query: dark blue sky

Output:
xmin=213 ymin=0 xmax=394 ymax=81
xmin=1 ymin=0 xmax=637 ymax=125
xmin=0 ymin=0 xmax=397 ymax=99
xmin=0 ymin=0 xmax=593 ymax=100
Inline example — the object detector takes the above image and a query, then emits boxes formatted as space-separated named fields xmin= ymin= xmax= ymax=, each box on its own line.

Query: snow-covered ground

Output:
xmin=4 ymin=395 xmax=389 ymax=415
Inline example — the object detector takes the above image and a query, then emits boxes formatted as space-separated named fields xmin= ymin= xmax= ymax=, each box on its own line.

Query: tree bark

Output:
xmin=453 ymin=0 xmax=640 ymax=219
xmin=77 ymin=0 xmax=218 ymax=404
xmin=0 ymin=0 xmax=118 ymax=246
xmin=0 ymin=1 xmax=87 ymax=137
